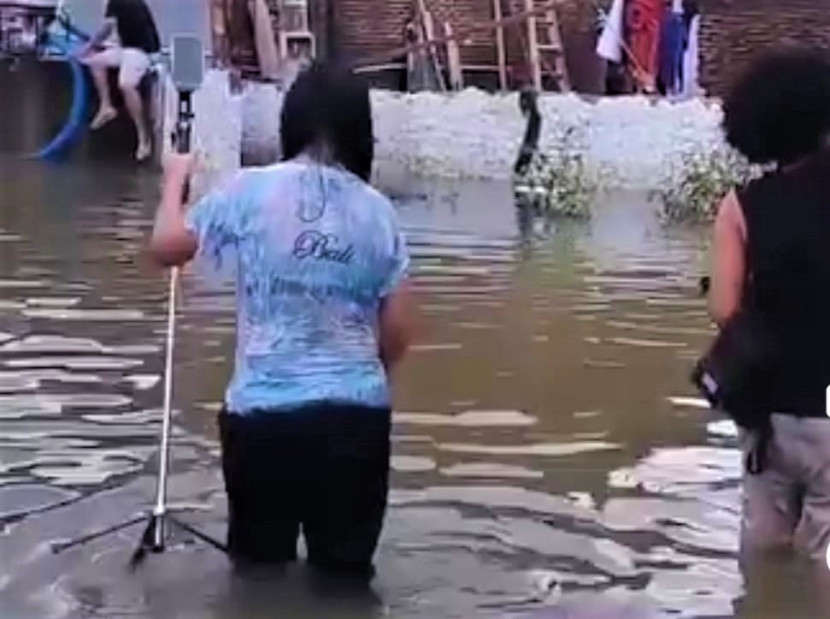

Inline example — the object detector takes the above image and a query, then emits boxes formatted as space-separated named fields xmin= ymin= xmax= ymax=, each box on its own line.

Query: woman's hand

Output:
xmin=163 ymin=153 xmax=195 ymax=186
xmin=150 ymin=154 xmax=199 ymax=267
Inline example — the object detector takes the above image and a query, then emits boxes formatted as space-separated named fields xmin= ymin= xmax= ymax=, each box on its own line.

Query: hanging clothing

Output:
xmin=625 ymin=0 xmax=665 ymax=93
xmin=682 ymin=0 xmax=701 ymax=30
xmin=681 ymin=13 xmax=701 ymax=97
xmin=658 ymin=9 xmax=685 ymax=95
xmin=596 ymin=0 xmax=626 ymax=64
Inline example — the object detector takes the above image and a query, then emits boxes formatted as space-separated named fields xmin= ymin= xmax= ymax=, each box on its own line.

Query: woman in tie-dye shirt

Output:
xmin=150 ymin=63 xmax=414 ymax=580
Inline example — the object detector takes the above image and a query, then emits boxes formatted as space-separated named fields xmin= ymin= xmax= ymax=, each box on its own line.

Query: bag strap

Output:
xmin=744 ymin=422 xmax=772 ymax=475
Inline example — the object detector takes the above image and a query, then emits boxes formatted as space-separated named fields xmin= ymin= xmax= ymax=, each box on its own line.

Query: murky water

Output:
xmin=1 ymin=158 xmax=827 ymax=619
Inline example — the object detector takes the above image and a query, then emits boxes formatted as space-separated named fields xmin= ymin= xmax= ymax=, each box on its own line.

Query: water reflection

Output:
xmin=0 ymin=161 xmax=823 ymax=618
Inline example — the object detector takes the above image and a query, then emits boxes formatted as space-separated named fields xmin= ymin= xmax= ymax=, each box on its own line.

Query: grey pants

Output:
xmin=740 ymin=413 xmax=830 ymax=561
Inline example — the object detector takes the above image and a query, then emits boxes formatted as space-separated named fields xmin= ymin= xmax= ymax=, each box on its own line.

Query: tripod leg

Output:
xmin=51 ymin=514 xmax=147 ymax=554
xmin=168 ymin=515 xmax=228 ymax=554
xmin=129 ymin=513 xmax=166 ymax=570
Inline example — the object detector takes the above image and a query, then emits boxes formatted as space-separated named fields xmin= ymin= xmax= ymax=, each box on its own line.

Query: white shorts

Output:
xmin=83 ymin=46 xmax=150 ymax=89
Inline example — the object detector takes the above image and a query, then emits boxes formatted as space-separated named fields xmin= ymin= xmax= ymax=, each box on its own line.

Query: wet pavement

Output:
xmin=1 ymin=159 xmax=828 ymax=619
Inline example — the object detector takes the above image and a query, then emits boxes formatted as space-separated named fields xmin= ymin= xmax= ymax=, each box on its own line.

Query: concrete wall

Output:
xmin=216 ymin=77 xmax=725 ymax=192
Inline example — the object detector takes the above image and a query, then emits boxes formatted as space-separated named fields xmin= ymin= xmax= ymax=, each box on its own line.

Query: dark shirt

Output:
xmin=105 ymin=0 xmax=160 ymax=54
xmin=739 ymin=151 xmax=830 ymax=417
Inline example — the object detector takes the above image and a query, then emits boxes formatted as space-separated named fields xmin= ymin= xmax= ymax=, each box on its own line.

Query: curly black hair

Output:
xmin=280 ymin=61 xmax=374 ymax=181
xmin=722 ymin=48 xmax=830 ymax=166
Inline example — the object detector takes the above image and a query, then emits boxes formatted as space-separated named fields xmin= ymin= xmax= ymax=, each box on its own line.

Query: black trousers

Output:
xmin=218 ymin=403 xmax=391 ymax=578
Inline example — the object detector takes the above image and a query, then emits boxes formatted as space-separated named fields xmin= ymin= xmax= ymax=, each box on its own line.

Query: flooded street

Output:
xmin=0 ymin=159 xmax=825 ymax=619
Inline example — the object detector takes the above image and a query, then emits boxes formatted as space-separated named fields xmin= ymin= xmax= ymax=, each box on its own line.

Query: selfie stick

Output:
xmin=51 ymin=35 xmax=227 ymax=565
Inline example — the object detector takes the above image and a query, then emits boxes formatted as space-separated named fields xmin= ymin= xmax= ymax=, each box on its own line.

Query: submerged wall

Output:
xmin=182 ymin=71 xmax=727 ymax=192
xmin=369 ymin=90 xmax=725 ymax=188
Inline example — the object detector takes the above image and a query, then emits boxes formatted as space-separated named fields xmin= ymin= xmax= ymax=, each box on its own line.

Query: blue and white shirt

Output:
xmin=185 ymin=158 xmax=409 ymax=414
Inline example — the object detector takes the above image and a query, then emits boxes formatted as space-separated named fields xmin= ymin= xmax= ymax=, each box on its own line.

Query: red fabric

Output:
xmin=625 ymin=0 xmax=665 ymax=92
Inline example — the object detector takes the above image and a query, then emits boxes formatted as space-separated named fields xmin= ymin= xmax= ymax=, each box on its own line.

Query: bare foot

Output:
xmin=90 ymin=107 xmax=117 ymax=130
xmin=135 ymin=139 xmax=152 ymax=162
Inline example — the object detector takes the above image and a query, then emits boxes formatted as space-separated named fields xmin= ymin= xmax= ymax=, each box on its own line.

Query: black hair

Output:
xmin=280 ymin=61 xmax=374 ymax=182
xmin=722 ymin=48 xmax=830 ymax=166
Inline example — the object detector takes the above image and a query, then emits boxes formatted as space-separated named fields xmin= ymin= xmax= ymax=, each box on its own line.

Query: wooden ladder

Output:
xmin=525 ymin=0 xmax=570 ymax=92
xmin=276 ymin=0 xmax=316 ymax=60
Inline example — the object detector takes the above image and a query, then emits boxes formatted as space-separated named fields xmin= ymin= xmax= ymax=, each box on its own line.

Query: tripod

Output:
xmin=51 ymin=87 xmax=228 ymax=567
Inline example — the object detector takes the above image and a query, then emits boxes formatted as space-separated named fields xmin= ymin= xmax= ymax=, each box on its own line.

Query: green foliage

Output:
xmin=514 ymin=127 xmax=598 ymax=219
xmin=658 ymin=147 xmax=759 ymax=223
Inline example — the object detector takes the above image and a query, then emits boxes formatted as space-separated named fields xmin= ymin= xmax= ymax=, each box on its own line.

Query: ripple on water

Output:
xmin=608 ymin=446 xmax=741 ymax=493
xmin=120 ymin=374 xmax=161 ymax=391
xmin=607 ymin=337 xmax=686 ymax=349
xmin=4 ymin=356 xmax=144 ymax=371
xmin=0 ymin=279 xmax=49 ymax=289
xmin=21 ymin=308 xmax=147 ymax=321
xmin=440 ymin=462 xmax=545 ymax=480
xmin=602 ymin=496 xmax=738 ymax=554
xmin=1 ymin=335 xmax=159 ymax=356
xmin=395 ymin=410 xmax=538 ymax=427
xmin=390 ymin=486 xmax=597 ymax=522
xmin=28 ymin=448 xmax=153 ymax=486
xmin=0 ymin=393 xmax=131 ymax=419
xmin=666 ymin=396 xmax=709 ymax=409
xmin=410 ymin=343 xmax=464 ymax=353
xmin=24 ymin=298 xmax=82 ymax=308
xmin=0 ymin=484 xmax=80 ymax=520
xmin=438 ymin=441 xmax=621 ymax=457
xmin=0 ymin=300 xmax=26 ymax=310
xmin=392 ymin=455 xmax=438 ymax=473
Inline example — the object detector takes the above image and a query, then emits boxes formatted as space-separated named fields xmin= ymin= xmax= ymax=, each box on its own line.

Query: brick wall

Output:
xmin=698 ymin=0 xmax=830 ymax=97
xmin=216 ymin=0 xmax=830 ymax=95
xmin=331 ymin=0 xmax=412 ymax=62
xmin=328 ymin=0 xmax=605 ymax=91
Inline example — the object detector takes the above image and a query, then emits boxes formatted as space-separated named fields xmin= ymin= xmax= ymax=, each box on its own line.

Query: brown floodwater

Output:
xmin=0 ymin=152 xmax=828 ymax=619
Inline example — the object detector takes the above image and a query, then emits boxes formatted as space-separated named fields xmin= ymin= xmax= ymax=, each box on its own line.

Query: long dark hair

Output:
xmin=280 ymin=61 xmax=375 ymax=182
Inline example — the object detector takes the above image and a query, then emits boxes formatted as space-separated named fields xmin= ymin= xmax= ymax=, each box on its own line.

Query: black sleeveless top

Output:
xmin=738 ymin=151 xmax=830 ymax=417
xmin=105 ymin=0 xmax=160 ymax=54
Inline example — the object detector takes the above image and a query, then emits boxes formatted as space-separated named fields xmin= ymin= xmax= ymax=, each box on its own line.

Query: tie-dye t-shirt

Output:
xmin=184 ymin=159 xmax=409 ymax=415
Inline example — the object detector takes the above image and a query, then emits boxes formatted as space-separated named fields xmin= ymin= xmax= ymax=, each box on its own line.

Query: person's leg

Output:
xmin=118 ymin=49 xmax=152 ymax=161
xmin=81 ymin=48 xmax=121 ymax=129
xmin=739 ymin=418 xmax=802 ymax=557
xmin=792 ymin=417 xmax=830 ymax=564
xmin=736 ymin=417 xmax=806 ymax=615
xmin=302 ymin=405 xmax=391 ymax=581
xmin=219 ymin=408 xmax=301 ymax=567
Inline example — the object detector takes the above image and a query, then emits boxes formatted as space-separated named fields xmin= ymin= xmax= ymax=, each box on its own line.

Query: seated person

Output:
xmin=77 ymin=0 xmax=160 ymax=162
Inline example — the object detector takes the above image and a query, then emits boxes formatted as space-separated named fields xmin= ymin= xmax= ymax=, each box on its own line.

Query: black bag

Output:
xmin=691 ymin=310 xmax=778 ymax=473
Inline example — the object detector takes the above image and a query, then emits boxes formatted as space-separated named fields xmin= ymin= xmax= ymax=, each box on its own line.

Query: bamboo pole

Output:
xmin=352 ymin=0 xmax=558 ymax=71
xmin=525 ymin=0 xmax=542 ymax=91
xmin=444 ymin=22 xmax=463 ymax=90
xmin=417 ymin=0 xmax=446 ymax=91
xmin=493 ymin=0 xmax=507 ymax=90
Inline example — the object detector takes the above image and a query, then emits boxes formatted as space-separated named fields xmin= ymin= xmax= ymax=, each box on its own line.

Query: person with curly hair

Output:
xmin=708 ymin=48 xmax=830 ymax=566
